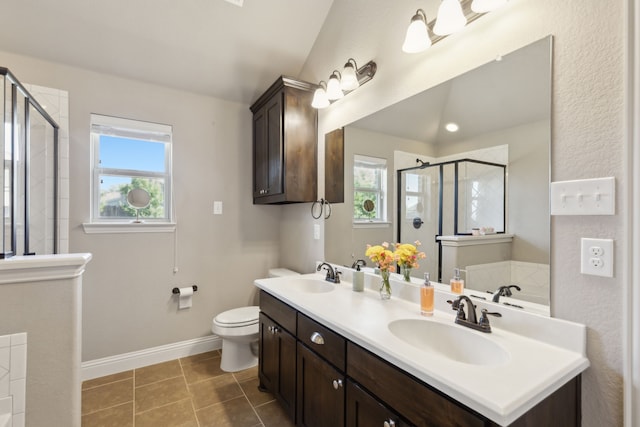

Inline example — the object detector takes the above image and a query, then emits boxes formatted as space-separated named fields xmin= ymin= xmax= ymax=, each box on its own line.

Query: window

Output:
xmin=353 ymin=154 xmax=387 ymax=222
xmin=90 ymin=114 xmax=172 ymax=224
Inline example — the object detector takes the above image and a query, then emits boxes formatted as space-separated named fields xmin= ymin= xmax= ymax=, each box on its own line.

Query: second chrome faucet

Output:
xmin=317 ymin=262 xmax=341 ymax=284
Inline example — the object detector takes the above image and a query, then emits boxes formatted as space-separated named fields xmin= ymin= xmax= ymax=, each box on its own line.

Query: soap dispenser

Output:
xmin=450 ymin=268 xmax=464 ymax=295
xmin=420 ymin=272 xmax=434 ymax=316
xmin=352 ymin=264 xmax=364 ymax=292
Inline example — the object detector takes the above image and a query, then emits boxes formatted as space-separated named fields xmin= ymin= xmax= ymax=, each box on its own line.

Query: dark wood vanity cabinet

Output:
xmin=250 ymin=76 xmax=317 ymax=204
xmin=258 ymin=292 xmax=297 ymax=420
xmin=258 ymin=290 xmax=581 ymax=427
xmin=297 ymin=343 xmax=346 ymax=427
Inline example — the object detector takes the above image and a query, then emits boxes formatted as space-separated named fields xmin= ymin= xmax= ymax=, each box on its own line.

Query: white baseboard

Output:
xmin=81 ymin=335 xmax=222 ymax=381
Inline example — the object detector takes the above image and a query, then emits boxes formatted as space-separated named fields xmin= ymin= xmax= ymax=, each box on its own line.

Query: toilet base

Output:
xmin=219 ymin=338 xmax=259 ymax=372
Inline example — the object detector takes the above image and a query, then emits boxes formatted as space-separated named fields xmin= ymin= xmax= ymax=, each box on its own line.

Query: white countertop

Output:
xmin=254 ymin=270 xmax=589 ymax=426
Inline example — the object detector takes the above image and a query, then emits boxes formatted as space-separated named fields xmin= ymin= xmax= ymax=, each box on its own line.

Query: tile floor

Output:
xmin=81 ymin=350 xmax=294 ymax=427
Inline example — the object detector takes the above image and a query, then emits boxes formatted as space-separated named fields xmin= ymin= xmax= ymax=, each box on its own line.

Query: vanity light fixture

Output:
xmin=326 ymin=71 xmax=344 ymax=100
xmin=402 ymin=0 xmax=508 ymax=53
xmin=311 ymin=81 xmax=330 ymax=109
xmin=433 ymin=0 xmax=467 ymax=35
xmin=471 ymin=0 xmax=507 ymax=13
xmin=312 ymin=59 xmax=377 ymax=109
xmin=402 ymin=9 xmax=432 ymax=53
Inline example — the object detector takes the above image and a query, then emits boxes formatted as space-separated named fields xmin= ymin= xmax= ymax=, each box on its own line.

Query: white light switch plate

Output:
xmin=213 ymin=201 xmax=223 ymax=215
xmin=550 ymin=177 xmax=615 ymax=215
xmin=581 ymin=238 xmax=614 ymax=277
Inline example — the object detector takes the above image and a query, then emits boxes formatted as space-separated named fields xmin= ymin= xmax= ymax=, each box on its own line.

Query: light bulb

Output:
xmin=402 ymin=10 xmax=431 ymax=53
xmin=433 ymin=0 xmax=467 ymax=36
xmin=471 ymin=0 xmax=507 ymax=13
xmin=326 ymin=72 xmax=344 ymax=100
xmin=341 ymin=60 xmax=359 ymax=91
xmin=311 ymin=84 xmax=330 ymax=109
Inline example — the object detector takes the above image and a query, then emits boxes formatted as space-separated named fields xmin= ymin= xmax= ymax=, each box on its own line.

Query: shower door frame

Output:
xmin=1 ymin=67 xmax=60 ymax=258
xmin=397 ymin=158 xmax=507 ymax=281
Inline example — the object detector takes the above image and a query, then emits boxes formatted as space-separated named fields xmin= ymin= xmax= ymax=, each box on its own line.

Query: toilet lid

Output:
xmin=215 ymin=306 xmax=259 ymax=327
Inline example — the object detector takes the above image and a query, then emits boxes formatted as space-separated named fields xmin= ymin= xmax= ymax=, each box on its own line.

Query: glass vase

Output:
xmin=402 ymin=266 xmax=412 ymax=282
xmin=379 ymin=270 xmax=391 ymax=299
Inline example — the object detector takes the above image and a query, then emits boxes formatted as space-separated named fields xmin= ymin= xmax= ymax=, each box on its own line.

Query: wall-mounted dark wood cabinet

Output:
xmin=250 ymin=76 xmax=317 ymax=204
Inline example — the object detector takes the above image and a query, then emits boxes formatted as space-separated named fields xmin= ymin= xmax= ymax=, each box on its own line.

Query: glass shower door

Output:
xmin=398 ymin=165 xmax=441 ymax=282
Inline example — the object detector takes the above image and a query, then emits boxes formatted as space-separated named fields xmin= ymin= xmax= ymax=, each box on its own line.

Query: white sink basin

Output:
xmin=285 ymin=277 xmax=335 ymax=293
xmin=388 ymin=319 xmax=510 ymax=366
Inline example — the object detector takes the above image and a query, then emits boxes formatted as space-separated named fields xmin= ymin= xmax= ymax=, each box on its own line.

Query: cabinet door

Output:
xmin=258 ymin=313 xmax=296 ymax=421
xmin=253 ymin=94 xmax=283 ymax=200
xmin=346 ymin=380 xmax=410 ymax=427
xmin=296 ymin=343 xmax=345 ymax=427
xmin=253 ymin=105 xmax=268 ymax=198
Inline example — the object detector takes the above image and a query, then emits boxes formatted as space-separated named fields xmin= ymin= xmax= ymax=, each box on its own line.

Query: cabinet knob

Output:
xmin=310 ymin=332 xmax=325 ymax=345
xmin=332 ymin=379 xmax=343 ymax=390
xmin=383 ymin=420 xmax=396 ymax=427
xmin=267 ymin=325 xmax=279 ymax=334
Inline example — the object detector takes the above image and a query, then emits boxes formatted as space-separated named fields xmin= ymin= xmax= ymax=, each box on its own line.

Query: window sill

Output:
xmin=82 ymin=222 xmax=176 ymax=234
xmin=353 ymin=221 xmax=391 ymax=229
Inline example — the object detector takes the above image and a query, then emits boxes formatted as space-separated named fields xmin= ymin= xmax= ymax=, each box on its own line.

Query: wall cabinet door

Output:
xmin=296 ymin=342 xmax=345 ymax=427
xmin=253 ymin=95 xmax=283 ymax=199
xmin=258 ymin=313 xmax=296 ymax=421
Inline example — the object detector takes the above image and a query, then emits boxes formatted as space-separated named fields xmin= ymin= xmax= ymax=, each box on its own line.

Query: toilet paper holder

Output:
xmin=172 ymin=285 xmax=198 ymax=295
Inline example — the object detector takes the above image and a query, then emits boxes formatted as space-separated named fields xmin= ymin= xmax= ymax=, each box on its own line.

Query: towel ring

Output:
xmin=311 ymin=198 xmax=332 ymax=219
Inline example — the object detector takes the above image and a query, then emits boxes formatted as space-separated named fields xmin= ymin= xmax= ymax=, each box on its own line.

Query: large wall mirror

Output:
xmin=325 ymin=36 xmax=552 ymax=314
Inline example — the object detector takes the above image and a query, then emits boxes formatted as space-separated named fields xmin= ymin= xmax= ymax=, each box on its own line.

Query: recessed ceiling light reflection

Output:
xmin=445 ymin=122 xmax=459 ymax=132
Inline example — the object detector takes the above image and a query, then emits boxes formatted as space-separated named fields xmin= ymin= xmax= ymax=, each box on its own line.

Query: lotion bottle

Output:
xmin=450 ymin=268 xmax=464 ymax=295
xmin=420 ymin=272 xmax=434 ymax=316
xmin=352 ymin=264 xmax=364 ymax=292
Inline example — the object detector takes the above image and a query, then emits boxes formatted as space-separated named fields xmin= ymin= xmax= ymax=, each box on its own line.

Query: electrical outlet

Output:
xmin=581 ymin=238 xmax=614 ymax=277
xmin=589 ymin=258 xmax=603 ymax=268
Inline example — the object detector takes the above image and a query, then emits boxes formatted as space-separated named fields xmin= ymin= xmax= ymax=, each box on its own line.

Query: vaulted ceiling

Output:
xmin=0 ymin=0 xmax=334 ymax=104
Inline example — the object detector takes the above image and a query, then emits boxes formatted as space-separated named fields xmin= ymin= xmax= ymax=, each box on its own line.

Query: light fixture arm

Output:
xmin=353 ymin=60 xmax=377 ymax=88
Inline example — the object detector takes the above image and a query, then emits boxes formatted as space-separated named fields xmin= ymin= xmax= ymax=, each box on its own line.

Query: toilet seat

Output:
xmin=214 ymin=306 xmax=259 ymax=328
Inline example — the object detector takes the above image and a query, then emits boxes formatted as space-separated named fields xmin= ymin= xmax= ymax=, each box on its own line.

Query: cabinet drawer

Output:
xmin=259 ymin=290 xmax=296 ymax=334
xmin=347 ymin=342 xmax=485 ymax=427
xmin=297 ymin=313 xmax=346 ymax=371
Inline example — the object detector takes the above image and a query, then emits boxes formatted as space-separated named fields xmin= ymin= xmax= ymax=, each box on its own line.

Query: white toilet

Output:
xmin=212 ymin=268 xmax=299 ymax=372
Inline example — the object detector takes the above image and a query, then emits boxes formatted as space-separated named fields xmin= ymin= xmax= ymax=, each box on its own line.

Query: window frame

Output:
xmin=353 ymin=154 xmax=388 ymax=224
xmin=88 ymin=114 xmax=174 ymax=227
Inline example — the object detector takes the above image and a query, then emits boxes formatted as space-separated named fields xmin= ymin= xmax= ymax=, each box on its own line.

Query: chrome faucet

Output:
xmin=449 ymin=295 xmax=502 ymax=333
xmin=317 ymin=262 xmax=341 ymax=283
xmin=351 ymin=259 xmax=366 ymax=269
xmin=491 ymin=285 xmax=521 ymax=302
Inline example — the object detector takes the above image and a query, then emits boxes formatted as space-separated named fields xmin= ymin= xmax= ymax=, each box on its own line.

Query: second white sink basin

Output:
xmin=388 ymin=319 xmax=510 ymax=366
xmin=286 ymin=277 xmax=335 ymax=293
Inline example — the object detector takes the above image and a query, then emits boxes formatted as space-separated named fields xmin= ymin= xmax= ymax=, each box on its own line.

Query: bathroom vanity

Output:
xmin=255 ymin=272 xmax=588 ymax=427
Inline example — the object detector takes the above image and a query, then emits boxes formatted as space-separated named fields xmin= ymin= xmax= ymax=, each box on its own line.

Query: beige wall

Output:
xmin=294 ymin=0 xmax=625 ymax=425
xmin=0 ymin=51 xmax=284 ymax=361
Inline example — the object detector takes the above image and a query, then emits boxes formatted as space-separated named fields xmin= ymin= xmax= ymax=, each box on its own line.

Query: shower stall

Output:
xmin=397 ymin=158 xmax=506 ymax=282
xmin=1 ymin=67 xmax=59 ymax=258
